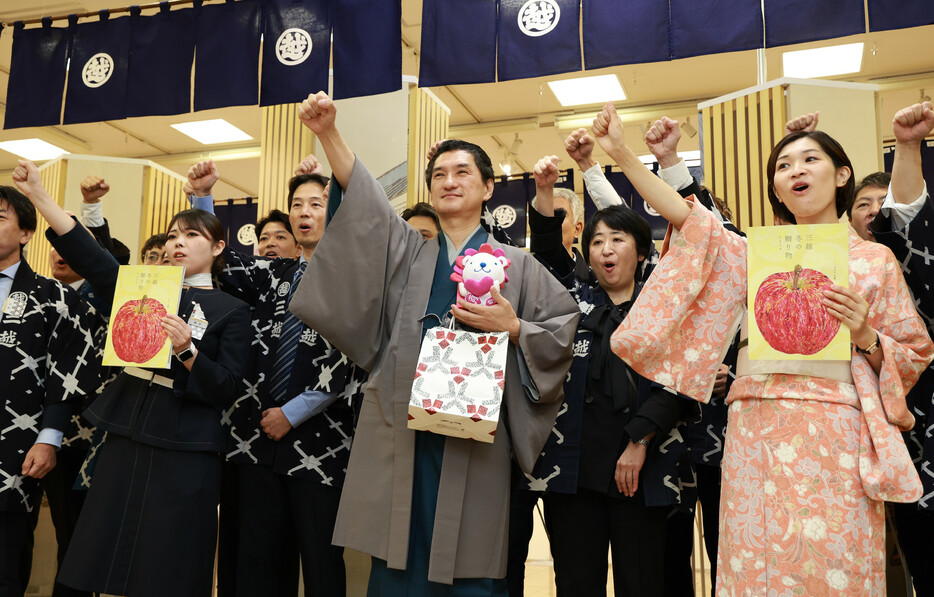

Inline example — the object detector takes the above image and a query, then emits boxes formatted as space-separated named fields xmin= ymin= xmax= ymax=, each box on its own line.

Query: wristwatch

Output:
xmin=175 ymin=346 xmax=195 ymax=362
xmin=636 ymin=437 xmax=651 ymax=447
xmin=855 ymin=334 xmax=880 ymax=356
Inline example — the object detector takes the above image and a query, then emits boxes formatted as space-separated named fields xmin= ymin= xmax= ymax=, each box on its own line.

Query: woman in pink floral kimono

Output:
xmin=592 ymin=103 xmax=934 ymax=596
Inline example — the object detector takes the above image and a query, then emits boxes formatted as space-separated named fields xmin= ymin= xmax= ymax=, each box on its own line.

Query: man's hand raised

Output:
xmin=426 ymin=139 xmax=449 ymax=162
xmin=532 ymin=155 xmax=560 ymax=190
xmin=565 ymin=128 xmax=596 ymax=169
xmin=298 ymin=92 xmax=337 ymax=137
xmin=893 ymin=102 xmax=934 ymax=146
xmin=644 ymin=117 xmax=681 ymax=168
xmin=80 ymin=175 xmax=110 ymax=203
xmin=187 ymin=160 xmax=219 ymax=197
xmin=11 ymin=160 xmax=45 ymax=199
xmin=295 ymin=153 xmax=324 ymax=176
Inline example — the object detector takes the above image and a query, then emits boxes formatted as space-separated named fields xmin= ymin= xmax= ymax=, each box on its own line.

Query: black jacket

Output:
xmin=48 ymin=225 xmax=250 ymax=452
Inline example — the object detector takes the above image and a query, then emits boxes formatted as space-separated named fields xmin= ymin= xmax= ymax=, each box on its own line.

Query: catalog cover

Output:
xmin=747 ymin=223 xmax=850 ymax=362
xmin=103 ymin=265 xmax=185 ymax=369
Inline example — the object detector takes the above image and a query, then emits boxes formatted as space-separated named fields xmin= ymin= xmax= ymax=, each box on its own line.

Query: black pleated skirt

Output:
xmin=58 ymin=434 xmax=221 ymax=597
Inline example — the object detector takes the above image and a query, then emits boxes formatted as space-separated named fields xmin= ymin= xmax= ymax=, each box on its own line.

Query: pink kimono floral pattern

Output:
xmin=612 ymin=200 xmax=934 ymax=596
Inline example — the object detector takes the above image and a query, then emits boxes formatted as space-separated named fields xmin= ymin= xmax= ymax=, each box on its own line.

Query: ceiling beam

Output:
xmin=449 ymin=118 xmax=540 ymax=138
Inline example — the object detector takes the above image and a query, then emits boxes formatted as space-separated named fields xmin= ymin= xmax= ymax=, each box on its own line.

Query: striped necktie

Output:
xmin=268 ymin=261 xmax=307 ymax=404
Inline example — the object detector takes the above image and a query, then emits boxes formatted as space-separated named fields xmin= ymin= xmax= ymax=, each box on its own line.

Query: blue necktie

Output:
xmin=269 ymin=261 xmax=307 ymax=404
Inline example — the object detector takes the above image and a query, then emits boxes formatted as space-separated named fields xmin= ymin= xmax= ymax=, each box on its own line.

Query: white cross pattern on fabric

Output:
xmin=286 ymin=414 xmax=351 ymax=483
xmin=525 ymin=466 xmax=561 ymax=491
xmin=0 ymin=468 xmax=30 ymax=510
xmin=2 ymin=405 xmax=40 ymax=435
xmin=226 ymin=428 xmax=260 ymax=463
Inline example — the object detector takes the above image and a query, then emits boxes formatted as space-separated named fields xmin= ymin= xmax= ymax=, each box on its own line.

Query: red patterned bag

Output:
xmin=407 ymin=324 xmax=509 ymax=443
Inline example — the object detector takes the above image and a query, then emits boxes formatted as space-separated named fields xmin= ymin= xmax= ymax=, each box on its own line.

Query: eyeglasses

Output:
xmin=143 ymin=251 xmax=165 ymax=265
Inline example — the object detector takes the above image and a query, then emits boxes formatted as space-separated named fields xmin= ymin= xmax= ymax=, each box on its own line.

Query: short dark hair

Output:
xmin=581 ymin=206 xmax=652 ymax=278
xmin=166 ymin=209 xmax=226 ymax=276
xmin=401 ymin=202 xmax=441 ymax=232
xmin=256 ymin=209 xmax=295 ymax=238
xmin=767 ymin=131 xmax=854 ymax=225
xmin=847 ymin=171 xmax=891 ymax=218
xmin=424 ymin=140 xmax=495 ymax=188
xmin=141 ymin=233 xmax=167 ymax=261
xmin=287 ymin=173 xmax=329 ymax=205
xmin=0 ymin=186 xmax=37 ymax=247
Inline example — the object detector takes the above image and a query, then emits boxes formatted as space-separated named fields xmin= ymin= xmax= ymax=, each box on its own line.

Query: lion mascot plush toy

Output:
xmin=450 ymin=243 xmax=511 ymax=306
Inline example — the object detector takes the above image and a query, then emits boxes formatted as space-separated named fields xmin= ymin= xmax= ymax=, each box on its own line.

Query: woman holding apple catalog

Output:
xmin=12 ymin=160 xmax=251 ymax=597
xmin=592 ymin=104 xmax=934 ymax=595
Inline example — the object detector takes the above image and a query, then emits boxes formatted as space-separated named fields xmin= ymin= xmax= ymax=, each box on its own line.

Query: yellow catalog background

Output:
xmin=747 ymin=223 xmax=850 ymax=361
xmin=103 ymin=265 xmax=184 ymax=369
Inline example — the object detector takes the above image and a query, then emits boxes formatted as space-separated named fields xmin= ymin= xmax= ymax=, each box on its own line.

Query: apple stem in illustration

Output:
xmin=791 ymin=265 xmax=802 ymax=288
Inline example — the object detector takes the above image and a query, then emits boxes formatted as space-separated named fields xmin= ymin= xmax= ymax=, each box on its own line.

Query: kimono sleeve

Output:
xmin=862 ymin=248 xmax=934 ymax=429
xmin=612 ymin=199 xmax=747 ymax=402
xmin=507 ymin=253 xmax=580 ymax=472
xmin=289 ymin=158 xmax=422 ymax=371
xmin=43 ymin=283 xmax=103 ymax=419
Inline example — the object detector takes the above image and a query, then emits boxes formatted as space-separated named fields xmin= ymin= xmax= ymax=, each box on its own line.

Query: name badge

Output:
xmin=189 ymin=317 xmax=209 ymax=341
xmin=2 ymin=292 xmax=27 ymax=319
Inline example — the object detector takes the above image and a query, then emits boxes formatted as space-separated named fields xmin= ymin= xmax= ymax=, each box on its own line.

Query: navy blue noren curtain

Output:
xmin=63 ymin=11 xmax=131 ymax=124
xmin=491 ymin=175 xmax=531 ymax=248
xmin=4 ymin=19 xmax=71 ymax=129
xmin=867 ymin=0 xmax=934 ymax=32
xmin=194 ymin=0 xmax=261 ymax=111
xmin=331 ymin=0 xmax=401 ymax=99
xmin=669 ymin=0 xmax=762 ymax=60
xmin=764 ymin=0 xmax=864 ymax=47
xmin=582 ymin=0 xmax=669 ymax=70
xmin=419 ymin=0 xmax=495 ymax=87
xmin=260 ymin=0 xmax=330 ymax=107
xmin=498 ymin=0 xmax=581 ymax=82
xmin=215 ymin=199 xmax=259 ymax=255
xmin=126 ymin=4 xmax=195 ymax=118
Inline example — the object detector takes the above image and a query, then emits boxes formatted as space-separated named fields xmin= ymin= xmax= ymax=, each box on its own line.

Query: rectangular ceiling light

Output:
xmin=548 ymin=74 xmax=626 ymax=107
xmin=0 ymin=139 xmax=69 ymax=161
xmin=782 ymin=42 xmax=864 ymax=79
xmin=171 ymin=119 xmax=253 ymax=145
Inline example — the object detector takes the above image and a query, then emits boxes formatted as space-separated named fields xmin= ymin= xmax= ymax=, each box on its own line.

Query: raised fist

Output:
xmin=592 ymin=102 xmax=627 ymax=156
xmin=644 ymin=117 xmax=681 ymax=168
xmin=294 ymin=153 xmax=324 ymax=176
xmin=426 ymin=139 xmax=449 ymax=162
xmin=784 ymin=111 xmax=819 ymax=136
xmin=11 ymin=160 xmax=45 ymax=199
xmin=532 ymin=155 xmax=560 ymax=189
xmin=893 ymin=102 xmax=934 ymax=145
xmin=565 ymin=129 xmax=595 ymax=165
xmin=187 ymin=160 xmax=219 ymax=197
xmin=298 ymin=92 xmax=337 ymax=136
xmin=80 ymin=175 xmax=109 ymax=203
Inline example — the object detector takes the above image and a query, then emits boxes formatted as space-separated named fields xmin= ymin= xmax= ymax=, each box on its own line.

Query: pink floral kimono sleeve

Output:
xmin=611 ymin=198 xmax=746 ymax=402
xmin=849 ymin=238 xmax=934 ymax=501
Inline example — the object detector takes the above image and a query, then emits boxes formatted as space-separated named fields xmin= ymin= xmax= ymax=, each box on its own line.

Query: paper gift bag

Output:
xmin=407 ymin=326 xmax=509 ymax=443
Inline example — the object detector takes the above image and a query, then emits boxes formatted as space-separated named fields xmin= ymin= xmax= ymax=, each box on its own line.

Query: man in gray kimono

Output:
xmin=289 ymin=92 xmax=579 ymax=594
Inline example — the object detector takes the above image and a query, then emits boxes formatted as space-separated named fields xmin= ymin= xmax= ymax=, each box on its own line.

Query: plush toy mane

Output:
xmin=451 ymin=243 xmax=510 ymax=284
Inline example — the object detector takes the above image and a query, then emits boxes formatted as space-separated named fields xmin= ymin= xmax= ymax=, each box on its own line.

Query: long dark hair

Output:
xmin=581 ymin=206 xmax=652 ymax=282
xmin=166 ymin=209 xmax=226 ymax=276
xmin=767 ymin=131 xmax=854 ymax=225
